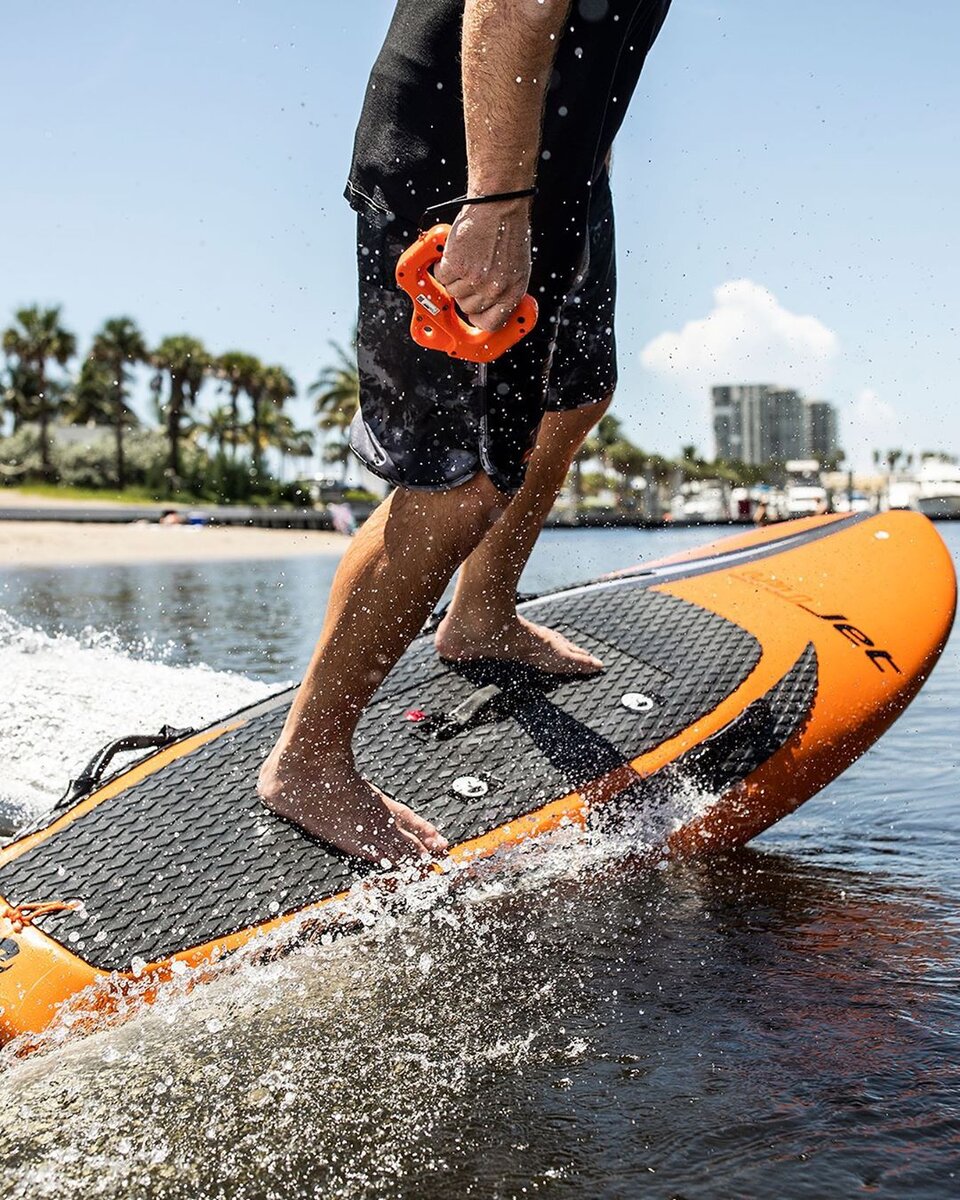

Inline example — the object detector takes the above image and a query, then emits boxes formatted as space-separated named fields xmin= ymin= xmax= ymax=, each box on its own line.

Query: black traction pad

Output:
xmin=0 ymin=583 xmax=815 ymax=972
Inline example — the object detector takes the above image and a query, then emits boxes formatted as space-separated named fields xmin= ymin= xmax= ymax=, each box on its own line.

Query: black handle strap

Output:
xmin=415 ymin=684 xmax=506 ymax=742
xmin=419 ymin=187 xmax=537 ymax=231
xmin=54 ymin=724 xmax=197 ymax=811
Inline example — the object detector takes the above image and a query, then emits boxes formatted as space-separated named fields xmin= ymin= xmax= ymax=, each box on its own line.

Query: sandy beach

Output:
xmin=0 ymin=519 xmax=348 ymax=569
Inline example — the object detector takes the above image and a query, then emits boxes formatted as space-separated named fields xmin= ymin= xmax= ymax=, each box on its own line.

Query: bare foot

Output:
xmin=434 ymin=612 xmax=604 ymax=676
xmin=258 ymin=751 xmax=448 ymax=865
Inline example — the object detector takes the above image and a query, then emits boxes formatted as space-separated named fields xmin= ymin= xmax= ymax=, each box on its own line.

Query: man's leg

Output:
xmin=435 ymin=395 xmax=611 ymax=673
xmin=259 ymin=471 xmax=507 ymax=863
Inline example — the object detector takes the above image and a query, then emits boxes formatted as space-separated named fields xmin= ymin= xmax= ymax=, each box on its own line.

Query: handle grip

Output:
xmin=395 ymin=223 xmax=538 ymax=364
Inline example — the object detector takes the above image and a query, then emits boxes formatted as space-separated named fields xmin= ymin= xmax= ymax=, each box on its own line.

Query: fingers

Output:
xmin=467 ymin=304 xmax=516 ymax=333
xmin=432 ymin=206 xmax=531 ymax=333
xmin=437 ymin=278 xmax=524 ymax=332
xmin=437 ymin=274 xmax=504 ymax=320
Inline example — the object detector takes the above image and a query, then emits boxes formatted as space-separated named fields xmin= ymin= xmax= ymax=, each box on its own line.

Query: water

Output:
xmin=1 ymin=525 xmax=958 ymax=1198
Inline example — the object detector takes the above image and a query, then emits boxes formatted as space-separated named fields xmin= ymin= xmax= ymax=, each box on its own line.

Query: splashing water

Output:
xmin=0 ymin=602 xmax=731 ymax=1198
xmin=0 ymin=609 xmax=275 ymax=828
xmin=2 ymin=523 xmax=959 ymax=1200
xmin=0 ymin=814 xmax=715 ymax=1200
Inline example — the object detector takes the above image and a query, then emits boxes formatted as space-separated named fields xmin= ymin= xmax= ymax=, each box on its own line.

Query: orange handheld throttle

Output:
xmin=395 ymin=223 xmax=539 ymax=364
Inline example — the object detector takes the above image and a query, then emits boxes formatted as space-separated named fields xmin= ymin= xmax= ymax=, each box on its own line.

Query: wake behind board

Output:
xmin=0 ymin=511 xmax=954 ymax=1047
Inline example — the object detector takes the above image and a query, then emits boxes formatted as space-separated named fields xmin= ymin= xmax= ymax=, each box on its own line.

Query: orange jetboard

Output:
xmin=0 ymin=512 xmax=954 ymax=1050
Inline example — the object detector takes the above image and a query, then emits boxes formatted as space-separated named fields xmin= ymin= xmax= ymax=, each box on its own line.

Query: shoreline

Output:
xmin=0 ymin=520 xmax=348 ymax=569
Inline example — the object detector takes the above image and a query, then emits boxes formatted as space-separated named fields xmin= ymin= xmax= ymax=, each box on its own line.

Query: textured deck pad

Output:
xmin=0 ymin=584 xmax=764 ymax=971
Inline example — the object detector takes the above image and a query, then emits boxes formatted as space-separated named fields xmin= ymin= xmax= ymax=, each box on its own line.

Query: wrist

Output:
xmin=461 ymin=193 xmax=534 ymax=219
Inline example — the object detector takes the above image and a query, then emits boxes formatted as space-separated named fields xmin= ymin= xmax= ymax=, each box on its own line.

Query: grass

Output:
xmin=6 ymin=482 xmax=379 ymax=508
xmin=9 ymin=482 xmax=195 ymax=505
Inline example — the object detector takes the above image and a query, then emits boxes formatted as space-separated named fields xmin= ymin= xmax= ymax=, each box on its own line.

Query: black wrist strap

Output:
xmin=419 ymin=187 xmax=537 ymax=230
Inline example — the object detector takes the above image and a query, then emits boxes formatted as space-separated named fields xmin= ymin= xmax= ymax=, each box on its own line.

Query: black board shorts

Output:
xmin=350 ymin=172 xmax=617 ymax=495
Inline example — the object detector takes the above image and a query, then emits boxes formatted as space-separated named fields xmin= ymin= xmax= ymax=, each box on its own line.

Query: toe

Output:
xmin=356 ymin=813 xmax=427 ymax=866
xmin=386 ymin=799 xmax=449 ymax=855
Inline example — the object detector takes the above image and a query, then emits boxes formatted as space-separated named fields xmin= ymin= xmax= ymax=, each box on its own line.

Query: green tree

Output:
xmin=246 ymin=364 xmax=296 ymax=482
xmin=2 ymin=360 xmax=41 ymax=432
xmin=66 ymin=357 xmax=114 ymax=425
xmin=150 ymin=335 xmax=209 ymax=485
xmin=199 ymin=404 xmax=237 ymax=461
xmin=214 ymin=351 xmax=261 ymax=462
xmin=571 ymin=413 xmax=624 ymax=499
xmin=593 ymin=413 xmax=624 ymax=474
xmin=262 ymin=407 xmax=315 ymax=480
xmin=608 ymin=439 xmax=649 ymax=507
xmin=2 ymin=305 xmax=77 ymax=477
xmin=90 ymin=317 xmax=148 ymax=487
xmin=310 ymin=339 xmax=360 ymax=482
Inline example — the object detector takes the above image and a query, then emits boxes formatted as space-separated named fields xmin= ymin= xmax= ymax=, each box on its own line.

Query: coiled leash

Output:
xmin=396 ymin=187 xmax=540 ymax=363
xmin=1 ymin=900 xmax=80 ymax=934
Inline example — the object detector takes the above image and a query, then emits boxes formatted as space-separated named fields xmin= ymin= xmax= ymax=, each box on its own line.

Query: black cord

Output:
xmin=419 ymin=186 xmax=537 ymax=230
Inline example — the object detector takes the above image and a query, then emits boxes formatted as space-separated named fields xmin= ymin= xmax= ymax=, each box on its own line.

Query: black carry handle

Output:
xmin=1 ymin=724 xmax=198 ymax=843
xmin=416 ymin=684 xmax=505 ymax=741
xmin=54 ymin=724 xmax=196 ymax=812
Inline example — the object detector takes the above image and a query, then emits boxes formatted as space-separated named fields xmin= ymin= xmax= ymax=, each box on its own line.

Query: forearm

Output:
xmin=461 ymin=0 xmax=571 ymax=194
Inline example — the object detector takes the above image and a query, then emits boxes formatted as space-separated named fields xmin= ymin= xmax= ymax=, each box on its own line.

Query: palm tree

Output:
xmin=262 ymin=407 xmax=315 ymax=481
xmin=242 ymin=364 xmax=296 ymax=483
xmin=310 ymin=339 xmax=360 ymax=482
xmin=90 ymin=317 xmax=148 ymax=488
xmin=3 ymin=362 xmax=72 ymax=438
xmin=608 ymin=439 xmax=649 ymax=508
xmin=593 ymin=413 xmax=624 ymax=482
xmin=65 ymin=357 xmax=114 ymax=425
xmin=570 ymin=438 xmax=592 ymax=504
xmin=150 ymin=335 xmax=209 ymax=484
xmin=199 ymin=404 xmax=237 ymax=461
xmin=214 ymin=351 xmax=261 ymax=462
xmin=2 ymin=306 xmax=76 ymax=477
xmin=2 ymin=360 xmax=41 ymax=432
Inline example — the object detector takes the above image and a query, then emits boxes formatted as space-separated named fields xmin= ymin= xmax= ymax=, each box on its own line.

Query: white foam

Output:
xmin=0 ymin=609 xmax=275 ymax=826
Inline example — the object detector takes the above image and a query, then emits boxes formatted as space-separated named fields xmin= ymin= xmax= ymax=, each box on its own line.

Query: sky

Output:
xmin=1 ymin=0 xmax=958 ymax=470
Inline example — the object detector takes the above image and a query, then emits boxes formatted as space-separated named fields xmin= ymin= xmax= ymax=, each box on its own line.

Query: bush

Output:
xmin=270 ymin=480 xmax=314 ymax=507
xmin=57 ymin=432 xmax=119 ymax=487
xmin=0 ymin=427 xmax=44 ymax=481
xmin=0 ymin=423 xmax=298 ymax=504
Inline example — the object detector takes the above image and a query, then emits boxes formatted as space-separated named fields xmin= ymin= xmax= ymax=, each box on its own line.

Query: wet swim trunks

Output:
xmin=345 ymin=0 xmax=672 ymax=493
xmin=350 ymin=170 xmax=617 ymax=494
xmin=346 ymin=0 xmax=672 ymax=223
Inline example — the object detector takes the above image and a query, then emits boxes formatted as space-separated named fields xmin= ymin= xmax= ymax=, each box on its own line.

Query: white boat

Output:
xmin=916 ymin=459 xmax=960 ymax=518
xmin=786 ymin=483 xmax=828 ymax=517
xmin=675 ymin=480 xmax=730 ymax=523
xmin=833 ymin=489 xmax=875 ymax=514
xmin=887 ymin=479 xmax=919 ymax=511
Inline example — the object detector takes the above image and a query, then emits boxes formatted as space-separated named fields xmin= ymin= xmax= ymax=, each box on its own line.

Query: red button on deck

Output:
xmin=395 ymin=223 xmax=539 ymax=364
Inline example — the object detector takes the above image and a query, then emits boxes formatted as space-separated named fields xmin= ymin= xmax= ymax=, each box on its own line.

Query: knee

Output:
xmin=390 ymin=471 xmax=507 ymax=550
xmin=449 ymin=472 xmax=510 ymax=535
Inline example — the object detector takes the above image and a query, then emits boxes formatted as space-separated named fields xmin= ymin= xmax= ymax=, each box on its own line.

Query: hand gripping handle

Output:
xmin=395 ymin=223 xmax=539 ymax=364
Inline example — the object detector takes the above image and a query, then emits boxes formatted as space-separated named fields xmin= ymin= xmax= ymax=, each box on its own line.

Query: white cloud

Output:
xmin=640 ymin=279 xmax=840 ymax=395
xmin=843 ymin=387 xmax=904 ymax=470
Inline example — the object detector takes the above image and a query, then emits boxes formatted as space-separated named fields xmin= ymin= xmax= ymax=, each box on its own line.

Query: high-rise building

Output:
xmin=804 ymin=399 xmax=840 ymax=465
xmin=713 ymin=384 xmax=770 ymax=462
xmin=712 ymin=384 xmax=839 ymax=466
xmin=753 ymin=388 xmax=806 ymax=465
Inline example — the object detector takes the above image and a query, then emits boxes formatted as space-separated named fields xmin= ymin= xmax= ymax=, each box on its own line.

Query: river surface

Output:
xmin=0 ymin=525 xmax=958 ymax=1199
